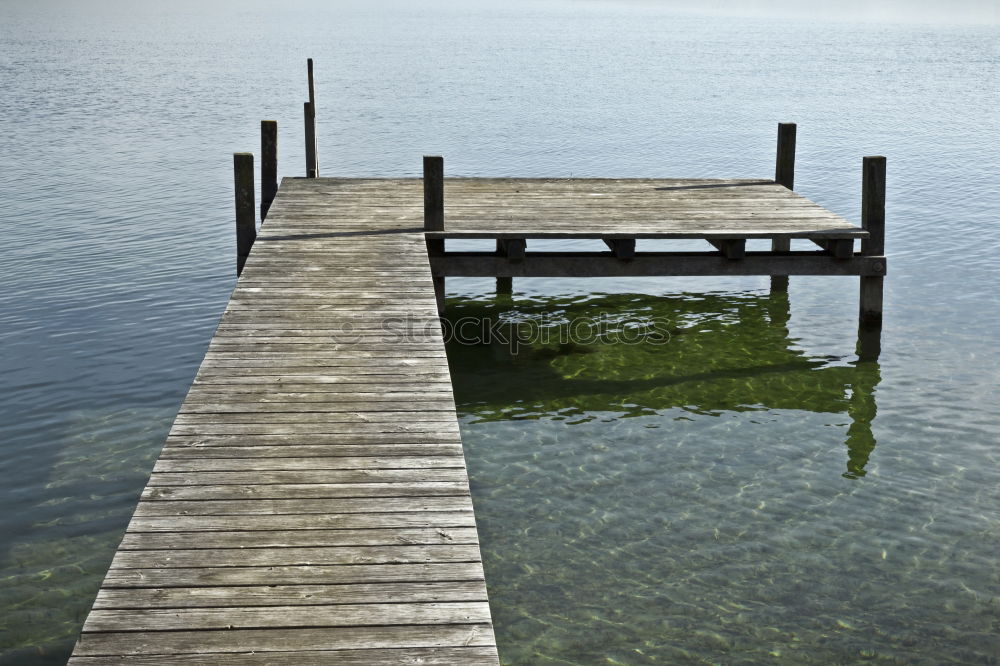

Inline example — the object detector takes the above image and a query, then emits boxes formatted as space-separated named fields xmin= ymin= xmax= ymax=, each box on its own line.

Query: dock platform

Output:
xmin=72 ymin=160 xmax=885 ymax=662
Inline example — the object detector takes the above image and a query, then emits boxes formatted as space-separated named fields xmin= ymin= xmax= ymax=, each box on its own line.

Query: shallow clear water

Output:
xmin=1 ymin=1 xmax=998 ymax=663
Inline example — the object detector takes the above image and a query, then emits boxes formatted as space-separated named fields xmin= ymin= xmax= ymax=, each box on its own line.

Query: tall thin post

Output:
xmin=304 ymin=102 xmax=317 ymax=178
xmin=424 ymin=156 xmax=445 ymax=314
xmin=233 ymin=152 xmax=256 ymax=276
xmin=771 ymin=122 xmax=796 ymax=292
xmin=858 ymin=155 xmax=886 ymax=361
xmin=304 ymin=58 xmax=318 ymax=178
xmin=260 ymin=120 xmax=278 ymax=220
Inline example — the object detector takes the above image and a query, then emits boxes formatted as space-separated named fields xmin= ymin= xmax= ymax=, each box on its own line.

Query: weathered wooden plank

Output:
xmin=142 ymin=481 xmax=469 ymax=500
xmin=178 ymin=403 xmax=456 ymax=415
xmin=145 ymin=468 xmax=469 ymax=486
xmin=168 ymin=423 xmax=461 ymax=436
xmin=110 ymin=545 xmax=481 ymax=569
xmin=85 ymin=601 xmax=491 ymax=633
xmin=160 ymin=437 xmax=462 ymax=458
xmin=102 ymin=562 xmax=486 ymax=587
xmin=126 ymin=512 xmax=478 ymax=533
xmin=153 ymin=457 xmax=465 ymax=473
xmin=70 ymin=646 xmax=499 ymax=665
xmin=74 ymin=625 xmax=496 ymax=657
xmin=118 ymin=527 xmax=480 ymax=550
xmin=93 ymin=582 xmax=488 ymax=608
xmin=173 ymin=413 xmax=458 ymax=425
xmin=89 ymin=647 xmax=499 ymax=665
xmin=164 ymin=432 xmax=462 ymax=446
xmin=130 ymin=496 xmax=473 ymax=517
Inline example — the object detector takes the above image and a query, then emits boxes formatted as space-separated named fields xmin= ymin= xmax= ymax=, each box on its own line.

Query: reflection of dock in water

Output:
xmin=445 ymin=291 xmax=880 ymax=479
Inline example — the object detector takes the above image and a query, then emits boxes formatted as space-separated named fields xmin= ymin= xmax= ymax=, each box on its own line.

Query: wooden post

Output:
xmin=424 ymin=156 xmax=445 ymax=314
xmin=775 ymin=122 xmax=796 ymax=190
xmin=858 ymin=155 xmax=886 ymax=361
xmin=771 ymin=122 xmax=796 ymax=292
xmin=304 ymin=102 xmax=317 ymax=178
xmin=233 ymin=152 xmax=256 ymax=276
xmin=859 ymin=156 xmax=886 ymax=322
xmin=260 ymin=120 xmax=278 ymax=220
xmin=304 ymin=58 xmax=318 ymax=178
xmin=423 ymin=155 xmax=444 ymax=232
xmin=496 ymin=240 xmax=513 ymax=296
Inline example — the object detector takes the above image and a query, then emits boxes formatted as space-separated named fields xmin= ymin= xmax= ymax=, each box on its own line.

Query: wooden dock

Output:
xmin=72 ymin=109 xmax=886 ymax=663
xmin=70 ymin=177 xmax=501 ymax=664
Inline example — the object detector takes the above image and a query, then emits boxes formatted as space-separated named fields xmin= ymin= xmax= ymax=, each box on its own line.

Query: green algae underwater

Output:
xmin=445 ymin=290 xmax=996 ymax=664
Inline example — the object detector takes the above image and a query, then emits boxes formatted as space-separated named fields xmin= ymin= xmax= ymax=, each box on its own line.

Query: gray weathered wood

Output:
xmin=423 ymin=156 xmax=444 ymax=232
xmin=233 ymin=153 xmax=256 ymax=276
xmin=118 ymin=528 xmax=480 ymax=550
xmin=110 ymin=545 xmax=482 ymax=569
xmin=305 ymin=58 xmax=318 ymax=178
xmin=260 ymin=120 xmax=278 ymax=219
xmin=102 ymin=561 xmax=485 ymax=587
xmin=93 ymin=583 xmax=486 ymax=610
xmin=85 ymin=602 xmax=491 ymax=633
xmin=70 ymin=646 xmax=500 ymax=665
xmin=859 ymin=156 xmax=886 ymax=328
xmin=73 ymin=624 xmax=496 ymax=656
xmin=775 ymin=122 xmax=796 ymax=189
xmin=76 ymin=171 xmax=883 ymax=665
xmin=304 ymin=102 xmax=317 ymax=178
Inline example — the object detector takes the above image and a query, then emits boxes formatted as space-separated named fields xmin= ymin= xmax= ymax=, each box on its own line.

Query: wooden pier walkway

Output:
xmin=70 ymin=177 xmax=500 ymax=664
xmin=72 ymin=141 xmax=885 ymax=662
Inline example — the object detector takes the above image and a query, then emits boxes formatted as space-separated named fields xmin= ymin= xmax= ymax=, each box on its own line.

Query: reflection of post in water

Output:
xmin=766 ymin=287 xmax=791 ymax=330
xmin=496 ymin=239 xmax=513 ymax=298
xmin=843 ymin=360 xmax=881 ymax=478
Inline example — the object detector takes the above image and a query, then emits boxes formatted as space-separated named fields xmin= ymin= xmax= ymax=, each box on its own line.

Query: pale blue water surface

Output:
xmin=1 ymin=1 xmax=998 ymax=663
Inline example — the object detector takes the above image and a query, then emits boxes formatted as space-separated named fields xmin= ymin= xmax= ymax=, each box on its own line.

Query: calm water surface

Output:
xmin=1 ymin=1 xmax=998 ymax=663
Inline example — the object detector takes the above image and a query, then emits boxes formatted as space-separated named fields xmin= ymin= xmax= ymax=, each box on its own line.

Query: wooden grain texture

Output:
xmin=233 ymin=153 xmax=255 ymax=276
xmin=93 ymin=581 xmax=488 ymax=608
xmin=74 ymin=175 xmax=498 ymax=664
xmin=69 ymin=646 xmax=499 ymax=665
xmin=69 ymin=646 xmax=494 ymax=666
xmin=73 ymin=624 xmax=496 ymax=656
xmin=76 ymin=174 xmax=878 ymax=663
xmin=260 ymin=120 xmax=278 ymax=220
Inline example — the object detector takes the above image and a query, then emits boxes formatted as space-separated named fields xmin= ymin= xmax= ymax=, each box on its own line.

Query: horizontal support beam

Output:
xmin=426 ymin=230 xmax=867 ymax=240
xmin=430 ymin=251 xmax=887 ymax=278
xmin=602 ymin=238 xmax=636 ymax=260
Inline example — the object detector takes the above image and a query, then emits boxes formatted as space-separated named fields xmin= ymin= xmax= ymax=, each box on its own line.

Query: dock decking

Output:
xmin=72 ymin=169 xmax=884 ymax=663
xmin=71 ymin=178 xmax=499 ymax=664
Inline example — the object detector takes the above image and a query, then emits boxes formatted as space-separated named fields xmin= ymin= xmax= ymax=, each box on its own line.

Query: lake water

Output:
xmin=1 ymin=1 xmax=998 ymax=663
